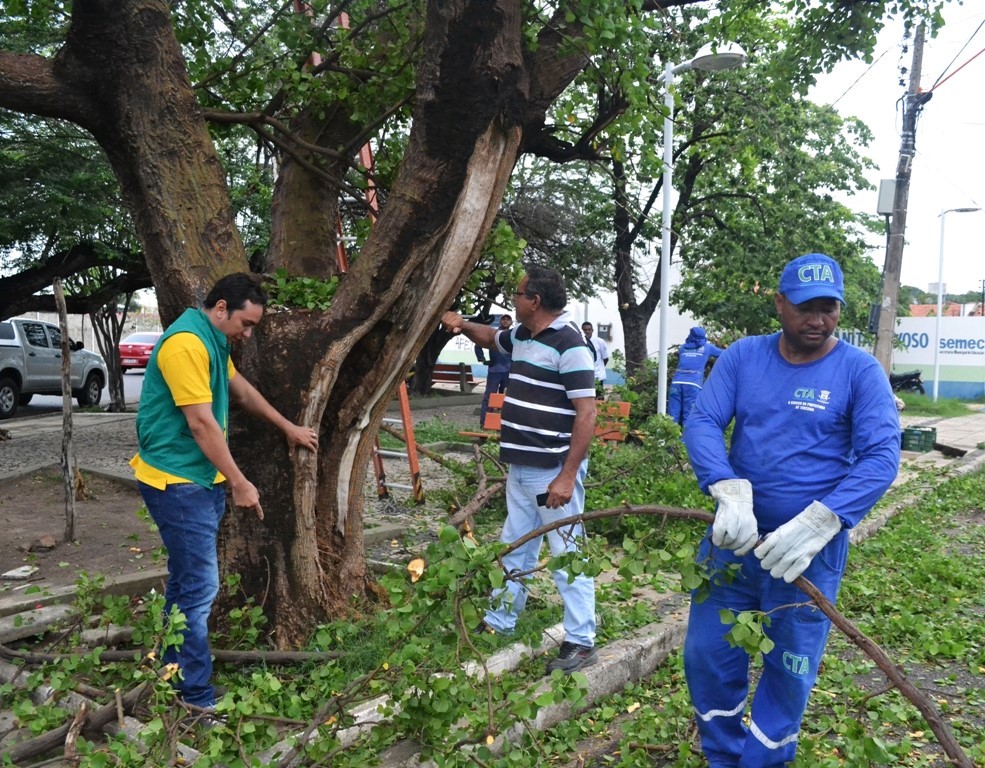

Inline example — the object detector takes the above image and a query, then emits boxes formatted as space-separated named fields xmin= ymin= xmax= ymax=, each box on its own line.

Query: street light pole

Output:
xmin=656 ymin=44 xmax=746 ymax=415
xmin=657 ymin=61 xmax=676 ymax=416
xmin=932 ymin=206 xmax=980 ymax=402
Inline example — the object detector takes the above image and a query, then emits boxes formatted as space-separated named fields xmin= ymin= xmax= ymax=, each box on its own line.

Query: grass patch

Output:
xmin=897 ymin=392 xmax=979 ymax=418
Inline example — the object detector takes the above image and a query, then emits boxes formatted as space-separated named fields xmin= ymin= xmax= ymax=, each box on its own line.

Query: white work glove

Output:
xmin=708 ymin=479 xmax=759 ymax=556
xmin=754 ymin=501 xmax=842 ymax=583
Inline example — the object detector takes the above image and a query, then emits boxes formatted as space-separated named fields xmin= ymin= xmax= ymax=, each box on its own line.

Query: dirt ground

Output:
xmin=0 ymin=445 xmax=473 ymax=595
xmin=0 ymin=467 xmax=159 ymax=591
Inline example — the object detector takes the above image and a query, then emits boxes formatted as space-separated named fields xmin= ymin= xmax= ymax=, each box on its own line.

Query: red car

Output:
xmin=118 ymin=331 xmax=162 ymax=372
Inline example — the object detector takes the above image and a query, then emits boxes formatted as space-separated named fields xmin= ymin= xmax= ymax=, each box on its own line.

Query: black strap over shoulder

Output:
xmin=568 ymin=321 xmax=597 ymax=361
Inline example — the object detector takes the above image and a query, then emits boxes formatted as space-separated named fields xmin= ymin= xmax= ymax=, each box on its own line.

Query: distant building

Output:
xmin=910 ymin=302 xmax=964 ymax=318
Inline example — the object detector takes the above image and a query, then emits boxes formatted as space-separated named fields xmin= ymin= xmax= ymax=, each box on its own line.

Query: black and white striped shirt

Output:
xmin=495 ymin=312 xmax=595 ymax=467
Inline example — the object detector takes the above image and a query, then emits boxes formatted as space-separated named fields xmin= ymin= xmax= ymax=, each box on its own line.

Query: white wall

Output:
xmin=837 ymin=316 xmax=985 ymax=400
xmin=580 ymin=256 xmax=698 ymax=367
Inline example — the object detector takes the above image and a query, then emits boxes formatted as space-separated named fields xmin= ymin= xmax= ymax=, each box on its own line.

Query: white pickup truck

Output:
xmin=0 ymin=318 xmax=108 ymax=419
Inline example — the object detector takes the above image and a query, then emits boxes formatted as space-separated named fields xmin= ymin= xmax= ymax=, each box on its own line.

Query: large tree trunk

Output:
xmin=222 ymin=1 xmax=527 ymax=645
xmin=60 ymin=0 xmax=250 ymax=319
xmin=408 ymin=327 xmax=458 ymax=396
xmin=612 ymin=159 xmax=657 ymax=375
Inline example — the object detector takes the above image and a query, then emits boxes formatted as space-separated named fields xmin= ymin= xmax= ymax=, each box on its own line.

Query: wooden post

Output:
xmin=54 ymin=279 xmax=77 ymax=543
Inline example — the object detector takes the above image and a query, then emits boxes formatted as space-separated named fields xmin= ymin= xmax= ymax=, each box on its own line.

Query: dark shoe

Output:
xmin=546 ymin=641 xmax=597 ymax=674
xmin=473 ymin=619 xmax=497 ymax=637
xmin=196 ymin=711 xmax=226 ymax=731
xmin=184 ymin=704 xmax=227 ymax=732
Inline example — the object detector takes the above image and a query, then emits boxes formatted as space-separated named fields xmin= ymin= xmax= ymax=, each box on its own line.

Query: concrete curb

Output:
xmin=375 ymin=611 xmax=690 ymax=768
xmin=0 ymin=568 xmax=169 ymax=622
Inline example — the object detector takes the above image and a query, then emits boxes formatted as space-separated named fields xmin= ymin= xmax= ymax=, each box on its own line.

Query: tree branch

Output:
xmin=0 ymin=244 xmax=150 ymax=320
xmin=0 ymin=51 xmax=95 ymax=126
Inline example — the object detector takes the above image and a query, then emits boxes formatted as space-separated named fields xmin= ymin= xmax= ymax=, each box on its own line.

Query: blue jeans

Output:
xmin=485 ymin=461 xmax=596 ymax=647
xmin=139 ymin=481 xmax=226 ymax=708
xmin=683 ymin=529 xmax=848 ymax=767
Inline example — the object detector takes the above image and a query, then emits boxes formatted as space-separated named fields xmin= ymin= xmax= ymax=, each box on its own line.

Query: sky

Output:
xmin=809 ymin=2 xmax=985 ymax=298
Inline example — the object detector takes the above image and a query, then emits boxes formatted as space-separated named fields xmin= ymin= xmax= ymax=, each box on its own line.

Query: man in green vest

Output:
xmin=130 ymin=273 xmax=318 ymax=712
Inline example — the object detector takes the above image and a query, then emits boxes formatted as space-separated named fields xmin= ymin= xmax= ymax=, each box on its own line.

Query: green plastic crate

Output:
xmin=901 ymin=426 xmax=936 ymax=453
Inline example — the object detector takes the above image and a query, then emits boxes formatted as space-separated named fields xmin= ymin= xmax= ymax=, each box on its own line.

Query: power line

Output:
xmin=830 ymin=48 xmax=889 ymax=106
xmin=928 ymin=15 xmax=985 ymax=90
xmin=929 ymin=44 xmax=985 ymax=93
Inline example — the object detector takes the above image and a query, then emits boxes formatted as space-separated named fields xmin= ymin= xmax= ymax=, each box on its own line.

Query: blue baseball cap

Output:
xmin=778 ymin=253 xmax=845 ymax=305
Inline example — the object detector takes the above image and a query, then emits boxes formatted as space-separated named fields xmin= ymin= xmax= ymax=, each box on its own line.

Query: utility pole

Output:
xmin=873 ymin=24 xmax=929 ymax=373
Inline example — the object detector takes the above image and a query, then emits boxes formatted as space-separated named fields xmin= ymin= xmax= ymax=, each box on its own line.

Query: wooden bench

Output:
xmin=432 ymin=362 xmax=476 ymax=392
xmin=459 ymin=393 xmax=632 ymax=443
xmin=458 ymin=391 xmax=505 ymax=441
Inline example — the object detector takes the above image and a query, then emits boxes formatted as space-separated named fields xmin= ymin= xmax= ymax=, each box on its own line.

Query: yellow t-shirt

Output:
xmin=130 ymin=332 xmax=237 ymax=489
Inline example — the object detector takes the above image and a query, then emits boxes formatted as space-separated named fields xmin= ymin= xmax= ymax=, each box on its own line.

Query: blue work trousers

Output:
xmin=668 ymin=382 xmax=700 ymax=428
xmin=139 ymin=481 xmax=226 ymax=708
xmin=484 ymin=461 xmax=596 ymax=647
xmin=683 ymin=529 xmax=848 ymax=767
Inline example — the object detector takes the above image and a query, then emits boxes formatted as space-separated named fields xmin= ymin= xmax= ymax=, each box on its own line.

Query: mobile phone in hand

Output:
xmin=536 ymin=492 xmax=548 ymax=506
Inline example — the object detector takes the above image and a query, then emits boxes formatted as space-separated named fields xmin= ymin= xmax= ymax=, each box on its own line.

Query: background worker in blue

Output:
xmin=681 ymin=253 xmax=900 ymax=767
xmin=668 ymin=326 xmax=723 ymax=428
xmin=475 ymin=314 xmax=513 ymax=425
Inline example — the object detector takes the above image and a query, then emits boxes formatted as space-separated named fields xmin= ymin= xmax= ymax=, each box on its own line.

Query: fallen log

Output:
xmin=4 ymin=681 xmax=150 ymax=765
xmin=0 ymin=643 xmax=340 ymax=666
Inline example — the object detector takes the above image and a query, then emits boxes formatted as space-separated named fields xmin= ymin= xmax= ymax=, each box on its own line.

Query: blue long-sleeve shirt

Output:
xmin=683 ymin=334 xmax=900 ymax=532
xmin=672 ymin=342 xmax=723 ymax=387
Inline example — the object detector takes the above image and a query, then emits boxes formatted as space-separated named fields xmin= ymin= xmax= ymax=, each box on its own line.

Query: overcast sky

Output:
xmin=810 ymin=2 xmax=985 ymax=298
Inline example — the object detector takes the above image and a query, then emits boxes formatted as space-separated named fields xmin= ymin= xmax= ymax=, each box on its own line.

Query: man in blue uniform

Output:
xmin=668 ymin=326 xmax=723 ymax=428
xmin=442 ymin=265 xmax=598 ymax=674
xmin=682 ymin=253 xmax=900 ymax=767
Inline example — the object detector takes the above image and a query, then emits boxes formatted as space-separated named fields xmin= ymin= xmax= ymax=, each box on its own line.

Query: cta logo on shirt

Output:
xmin=787 ymin=386 xmax=832 ymax=413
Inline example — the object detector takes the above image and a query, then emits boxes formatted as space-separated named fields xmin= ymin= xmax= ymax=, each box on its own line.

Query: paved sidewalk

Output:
xmin=0 ymin=412 xmax=140 ymax=481
xmin=897 ymin=406 xmax=985 ymax=474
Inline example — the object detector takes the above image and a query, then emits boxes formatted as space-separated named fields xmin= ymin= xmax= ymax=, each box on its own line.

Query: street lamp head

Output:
xmin=940 ymin=206 xmax=981 ymax=216
xmin=688 ymin=42 xmax=747 ymax=72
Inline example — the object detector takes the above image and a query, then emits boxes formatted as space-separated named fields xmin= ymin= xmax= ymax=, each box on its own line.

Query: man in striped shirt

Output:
xmin=441 ymin=265 xmax=598 ymax=674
